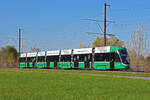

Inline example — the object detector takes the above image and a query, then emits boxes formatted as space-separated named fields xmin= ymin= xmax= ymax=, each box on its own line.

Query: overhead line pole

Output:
xmin=81 ymin=3 xmax=111 ymax=46
xmin=104 ymin=3 xmax=106 ymax=46
xmin=104 ymin=3 xmax=110 ymax=46
xmin=19 ymin=28 xmax=21 ymax=56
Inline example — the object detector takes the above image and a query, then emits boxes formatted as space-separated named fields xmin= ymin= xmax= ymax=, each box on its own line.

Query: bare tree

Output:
xmin=30 ymin=46 xmax=40 ymax=52
xmin=129 ymin=24 xmax=148 ymax=56
xmin=127 ymin=24 xmax=149 ymax=71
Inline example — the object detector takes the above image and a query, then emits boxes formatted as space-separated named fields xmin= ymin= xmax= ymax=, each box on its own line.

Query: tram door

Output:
xmin=27 ymin=57 xmax=30 ymax=68
xmin=27 ymin=61 xmax=29 ymax=68
xmin=110 ymin=53 xmax=114 ymax=69
xmin=54 ymin=56 xmax=58 ymax=69
xmin=55 ymin=56 xmax=59 ymax=69
xmin=85 ymin=57 xmax=89 ymax=69
xmin=73 ymin=55 xmax=79 ymax=69
xmin=46 ymin=56 xmax=59 ymax=69
xmin=85 ymin=55 xmax=91 ymax=69
xmin=73 ymin=54 xmax=91 ymax=69
xmin=46 ymin=60 xmax=50 ymax=68
xmin=74 ymin=61 xmax=78 ymax=69
xmin=27 ymin=57 xmax=35 ymax=68
xmin=33 ymin=57 xmax=37 ymax=68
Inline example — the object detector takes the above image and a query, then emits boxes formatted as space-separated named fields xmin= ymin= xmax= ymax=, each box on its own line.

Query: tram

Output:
xmin=19 ymin=46 xmax=129 ymax=70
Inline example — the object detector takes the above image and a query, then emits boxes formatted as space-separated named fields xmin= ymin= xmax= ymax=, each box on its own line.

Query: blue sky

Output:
xmin=0 ymin=0 xmax=150 ymax=51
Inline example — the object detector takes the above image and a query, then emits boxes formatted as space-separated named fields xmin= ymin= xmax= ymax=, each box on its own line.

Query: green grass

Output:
xmin=10 ymin=68 xmax=150 ymax=78
xmin=0 ymin=68 xmax=150 ymax=100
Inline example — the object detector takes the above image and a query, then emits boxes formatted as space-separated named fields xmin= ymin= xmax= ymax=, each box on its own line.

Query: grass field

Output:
xmin=0 ymin=68 xmax=150 ymax=100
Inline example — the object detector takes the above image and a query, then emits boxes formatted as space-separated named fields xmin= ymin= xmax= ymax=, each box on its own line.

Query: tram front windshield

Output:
xmin=118 ymin=49 xmax=129 ymax=64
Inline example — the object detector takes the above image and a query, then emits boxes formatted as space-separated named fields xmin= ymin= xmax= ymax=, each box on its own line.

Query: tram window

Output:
xmin=77 ymin=55 xmax=79 ymax=60
xmin=32 ymin=58 xmax=36 ymax=62
xmin=19 ymin=57 xmax=26 ymax=62
xmin=73 ymin=54 xmax=92 ymax=62
xmin=79 ymin=55 xmax=84 ymax=61
xmin=73 ymin=55 xmax=81 ymax=61
xmin=27 ymin=57 xmax=36 ymax=62
xmin=95 ymin=53 xmax=112 ymax=62
xmin=46 ymin=56 xmax=59 ymax=62
xmin=114 ymin=53 xmax=121 ymax=62
xmin=73 ymin=57 xmax=77 ymax=61
xmin=47 ymin=56 xmax=53 ymax=62
xmin=61 ymin=55 xmax=71 ymax=62
xmin=82 ymin=54 xmax=91 ymax=62
xmin=94 ymin=53 xmax=105 ymax=61
xmin=38 ymin=56 xmax=45 ymax=62
xmin=105 ymin=53 xmax=110 ymax=61
xmin=27 ymin=57 xmax=30 ymax=62
xmin=88 ymin=55 xmax=91 ymax=60
xmin=73 ymin=55 xmax=78 ymax=61
xmin=84 ymin=56 xmax=87 ymax=61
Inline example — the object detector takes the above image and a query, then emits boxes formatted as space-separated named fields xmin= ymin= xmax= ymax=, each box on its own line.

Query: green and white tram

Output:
xmin=19 ymin=53 xmax=27 ymax=68
xmin=26 ymin=52 xmax=37 ymax=68
xmin=36 ymin=51 xmax=46 ymax=69
xmin=19 ymin=46 xmax=129 ymax=70
xmin=46 ymin=50 xmax=59 ymax=69
xmin=59 ymin=49 xmax=72 ymax=69
xmin=73 ymin=48 xmax=92 ymax=69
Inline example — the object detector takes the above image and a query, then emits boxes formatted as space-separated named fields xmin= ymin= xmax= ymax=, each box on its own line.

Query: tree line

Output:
xmin=0 ymin=45 xmax=41 ymax=68
xmin=0 ymin=46 xmax=18 ymax=68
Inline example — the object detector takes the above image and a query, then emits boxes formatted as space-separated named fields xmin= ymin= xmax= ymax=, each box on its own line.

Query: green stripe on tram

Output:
xmin=59 ymin=62 xmax=71 ymax=69
xmin=72 ymin=62 xmax=74 ymax=68
xmin=110 ymin=46 xmax=125 ymax=52
xmin=114 ymin=62 xmax=128 ymax=69
xmin=36 ymin=62 xmax=46 ymax=68
xmin=49 ymin=62 xmax=55 ymax=68
xmin=29 ymin=62 xmax=33 ymax=68
xmin=19 ymin=62 xmax=26 ymax=68
xmin=89 ymin=62 xmax=92 ymax=69
xmin=78 ymin=62 xmax=85 ymax=69
xmin=93 ymin=62 xmax=110 ymax=70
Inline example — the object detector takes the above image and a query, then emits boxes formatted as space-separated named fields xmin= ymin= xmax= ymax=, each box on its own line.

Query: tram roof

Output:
xmin=20 ymin=46 xmax=126 ymax=57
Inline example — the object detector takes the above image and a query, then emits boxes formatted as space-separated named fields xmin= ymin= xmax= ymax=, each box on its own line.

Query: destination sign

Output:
xmin=27 ymin=52 xmax=37 ymax=57
xmin=61 ymin=49 xmax=72 ymax=55
xmin=38 ymin=51 xmax=46 ymax=56
xmin=46 ymin=50 xmax=60 ymax=56
xmin=20 ymin=53 xmax=26 ymax=57
xmin=73 ymin=48 xmax=92 ymax=54
xmin=95 ymin=46 xmax=110 ymax=53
